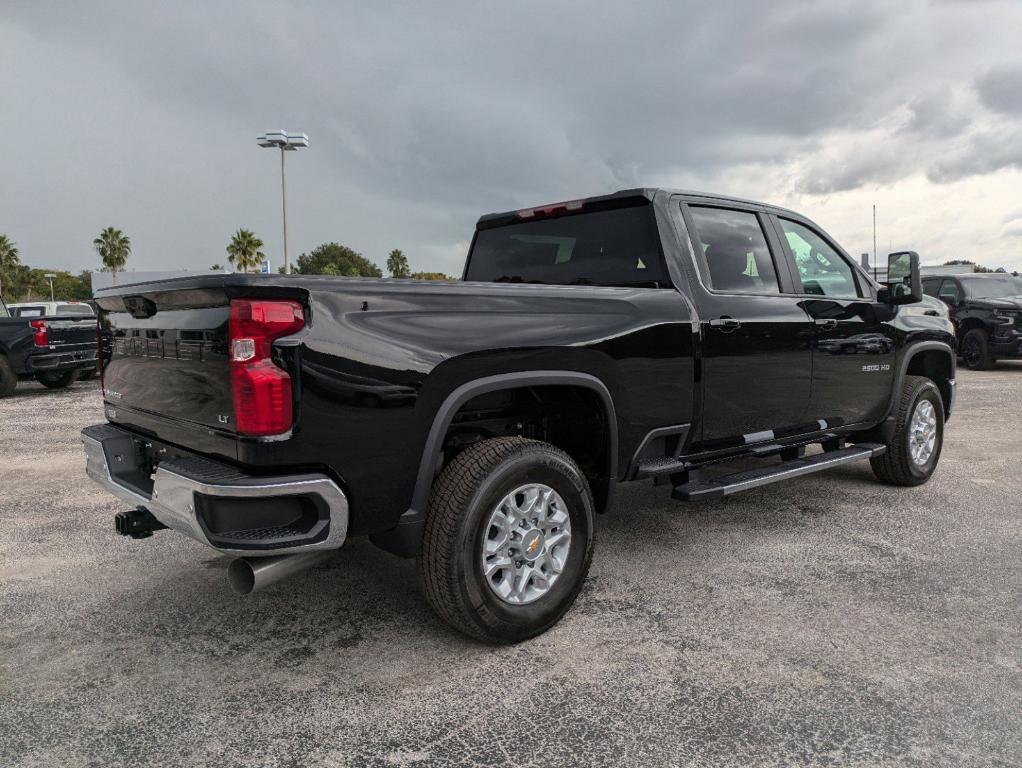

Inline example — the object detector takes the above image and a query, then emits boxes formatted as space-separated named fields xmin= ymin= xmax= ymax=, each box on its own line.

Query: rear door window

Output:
xmin=687 ymin=207 xmax=781 ymax=294
xmin=466 ymin=204 xmax=668 ymax=287
xmin=778 ymin=219 xmax=861 ymax=298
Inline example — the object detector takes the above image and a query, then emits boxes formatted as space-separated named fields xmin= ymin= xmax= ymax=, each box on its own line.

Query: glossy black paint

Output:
xmin=92 ymin=188 xmax=955 ymax=544
xmin=923 ymin=275 xmax=1022 ymax=359
xmin=0 ymin=302 xmax=99 ymax=378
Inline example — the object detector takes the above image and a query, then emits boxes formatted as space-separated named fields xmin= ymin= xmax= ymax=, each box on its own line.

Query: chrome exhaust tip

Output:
xmin=227 ymin=551 xmax=334 ymax=595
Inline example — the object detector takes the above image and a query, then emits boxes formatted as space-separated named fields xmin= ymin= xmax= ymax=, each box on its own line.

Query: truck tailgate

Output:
xmin=47 ymin=317 xmax=98 ymax=348
xmin=102 ymin=294 xmax=235 ymax=435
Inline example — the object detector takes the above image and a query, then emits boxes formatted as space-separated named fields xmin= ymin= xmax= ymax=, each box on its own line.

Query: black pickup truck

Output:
xmin=0 ymin=298 xmax=99 ymax=396
xmin=82 ymin=189 xmax=956 ymax=642
xmin=922 ymin=273 xmax=1022 ymax=370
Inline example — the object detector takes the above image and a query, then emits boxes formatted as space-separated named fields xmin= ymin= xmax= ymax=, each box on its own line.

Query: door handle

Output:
xmin=815 ymin=318 xmax=839 ymax=330
xmin=710 ymin=316 xmax=742 ymax=333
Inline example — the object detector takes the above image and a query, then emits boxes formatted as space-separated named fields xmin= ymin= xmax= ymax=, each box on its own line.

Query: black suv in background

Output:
xmin=923 ymin=274 xmax=1022 ymax=369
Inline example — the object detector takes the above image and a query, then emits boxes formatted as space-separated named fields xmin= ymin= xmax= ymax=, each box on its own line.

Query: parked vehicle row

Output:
xmin=81 ymin=188 xmax=958 ymax=643
xmin=922 ymin=274 xmax=1022 ymax=370
xmin=0 ymin=299 xmax=99 ymax=395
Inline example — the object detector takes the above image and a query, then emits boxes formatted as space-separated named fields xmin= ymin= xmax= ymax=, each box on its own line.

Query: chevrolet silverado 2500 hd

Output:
xmin=82 ymin=189 xmax=956 ymax=642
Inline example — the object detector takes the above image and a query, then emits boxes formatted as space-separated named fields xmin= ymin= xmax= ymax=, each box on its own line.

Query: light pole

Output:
xmin=45 ymin=273 xmax=56 ymax=301
xmin=257 ymin=130 xmax=308 ymax=275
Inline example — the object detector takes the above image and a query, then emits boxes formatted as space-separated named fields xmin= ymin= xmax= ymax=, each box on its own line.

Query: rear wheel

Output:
xmin=0 ymin=355 xmax=16 ymax=398
xmin=961 ymin=328 xmax=995 ymax=370
xmin=871 ymin=375 xmax=944 ymax=486
xmin=418 ymin=437 xmax=595 ymax=644
xmin=35 ymin=370 xmax=78 ymax=389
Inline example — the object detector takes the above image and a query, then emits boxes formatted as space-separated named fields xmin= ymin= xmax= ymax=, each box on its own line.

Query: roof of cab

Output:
xmin=476 ymin=187 xmax=802 ymax=229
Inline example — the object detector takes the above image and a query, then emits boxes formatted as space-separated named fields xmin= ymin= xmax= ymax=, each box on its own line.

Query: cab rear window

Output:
xmin=466 ymin=205 xmax=668 ymax=288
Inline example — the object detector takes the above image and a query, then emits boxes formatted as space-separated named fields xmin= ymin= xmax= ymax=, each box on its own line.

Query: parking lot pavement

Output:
xmin=1 ymin=368 xmax=1020 ymax=768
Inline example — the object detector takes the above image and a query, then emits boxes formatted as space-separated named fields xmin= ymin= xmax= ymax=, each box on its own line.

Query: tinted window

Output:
xmin=466 ymin=205 xmax=667 ymax=287
xmin=688 ymin=207 xmax=780 ymax=294
xmin=960 ymin=276 xmax=1022 ymax=299
xmin=13 ymin=306 xmax=46 ymax=318
xmin=0 ymin=301 xmax=8 ymax=318
xmin=54 ymin=304 xmax=95 ymax=316
xmin=779 ymin=219 xmax=860 ymax=298
xmin=922 ymin=278 xmax=942 ymax=297
xmin=938 ymin=280 xmax=961 ymax=302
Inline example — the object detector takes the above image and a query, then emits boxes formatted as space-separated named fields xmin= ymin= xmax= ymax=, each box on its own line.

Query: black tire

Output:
xmin=34 ymin=370 xmax=78 ymax=389
xmin=960 ymin=328 xmax=995 ymax=370
xmin=418 ymin=437 xmax=595 ymax=644
xmin=870 ymin=375 xmax=944 ymax=486
xmin=0 ymin=355 xmax=16 ymax=398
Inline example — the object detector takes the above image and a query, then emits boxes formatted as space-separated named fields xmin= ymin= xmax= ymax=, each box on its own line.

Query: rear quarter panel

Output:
xmin=287 ymin=280 xmax=696 ymax=535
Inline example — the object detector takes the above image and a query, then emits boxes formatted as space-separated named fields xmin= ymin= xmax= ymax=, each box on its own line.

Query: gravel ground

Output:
xmin=1 ymin=367 xmax=1020 ymax=767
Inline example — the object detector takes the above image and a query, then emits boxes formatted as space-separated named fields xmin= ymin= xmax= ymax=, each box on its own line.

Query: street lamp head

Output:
xmin=257 ymin=130 xmax=308 ymax=150
xmin=44 ymin=273 xmax=57 ymax=279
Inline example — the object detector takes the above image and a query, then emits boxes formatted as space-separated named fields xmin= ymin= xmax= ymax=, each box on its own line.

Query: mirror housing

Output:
xmin=878 ymin=250 xmax=923 ymax=305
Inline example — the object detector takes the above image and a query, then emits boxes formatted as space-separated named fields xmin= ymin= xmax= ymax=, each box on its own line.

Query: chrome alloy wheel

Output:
xmin=480 ymin=483 xmax=572 ymax=605
xmin=909 ymin=399 xmax=938 ymax=466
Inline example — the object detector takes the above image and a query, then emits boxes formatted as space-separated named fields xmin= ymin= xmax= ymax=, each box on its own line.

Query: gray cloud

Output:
xmin=2 ymin=0 xmax=1022 ymax=276
xmin=927 ymin=127 xmax=1022 ymax=183
xmin=976 ymin=64 xmax=1022 ymax=116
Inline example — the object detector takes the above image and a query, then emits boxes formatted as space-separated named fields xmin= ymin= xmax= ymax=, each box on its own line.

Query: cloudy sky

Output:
xmin=3 ymin=0 xmax=1022 ymax=277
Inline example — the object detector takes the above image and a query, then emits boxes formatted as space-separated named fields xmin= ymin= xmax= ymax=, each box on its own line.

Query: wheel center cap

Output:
xmin=521 ymin=530 xmax=545 ymax=561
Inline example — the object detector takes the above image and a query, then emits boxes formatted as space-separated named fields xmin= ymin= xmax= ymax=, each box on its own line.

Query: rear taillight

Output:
xmin=229 ymin=298 xmax=305 ymax=436
xmin=29 ymin=320 xmax=49 ymax=347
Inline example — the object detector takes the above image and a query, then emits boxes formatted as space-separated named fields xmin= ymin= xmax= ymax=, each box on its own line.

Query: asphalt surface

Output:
xmin=1 ymin=367 xmax=1020 ymax=767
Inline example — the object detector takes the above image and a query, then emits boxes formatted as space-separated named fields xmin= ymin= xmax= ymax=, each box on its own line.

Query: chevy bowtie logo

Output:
xmin=527 ymin=537 xmax=541 ymax=554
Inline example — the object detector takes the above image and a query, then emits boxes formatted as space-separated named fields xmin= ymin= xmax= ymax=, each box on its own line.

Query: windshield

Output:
xmin=466 ymin=204 xmax=668 ymax=288
xmin=13 ymin=305 xmax=47 ymax=318
xmin=961 ymin=276 xmax=1022 ymax=299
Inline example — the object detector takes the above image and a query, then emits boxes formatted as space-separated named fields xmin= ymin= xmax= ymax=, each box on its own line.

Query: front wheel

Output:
xmin=871 ymin=375 xmax=944 ymax=486
xmin=418 ymin=437 xmax=595 ymax=644
xmin=960 ymin=328 xmax=995 ymax=370
xmin=35 ymin=370 xmax=78 ymax=389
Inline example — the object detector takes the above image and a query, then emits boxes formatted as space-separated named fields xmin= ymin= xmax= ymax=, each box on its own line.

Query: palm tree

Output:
xmin=93 ymin=227 xmax=131 ymax=286
xmin=0 ymin=234 xmax=19 ymax=300
xmin=387 ymin=248 xmax=410 ymax=278
xmin=226 ymin=229 xmax=266 ymax=274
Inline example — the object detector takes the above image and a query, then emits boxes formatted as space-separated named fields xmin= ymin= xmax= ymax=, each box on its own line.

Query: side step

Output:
xmin=671 ymin=443 xmax=886 ymax=501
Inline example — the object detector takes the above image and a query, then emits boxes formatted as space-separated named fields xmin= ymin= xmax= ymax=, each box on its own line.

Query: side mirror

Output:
xmin=879 ymin=251 xmax=923 ymax=305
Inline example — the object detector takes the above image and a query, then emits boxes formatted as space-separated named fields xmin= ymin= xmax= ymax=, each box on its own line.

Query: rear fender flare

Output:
xmin=373 ymin=372 xmax=619 ymax=557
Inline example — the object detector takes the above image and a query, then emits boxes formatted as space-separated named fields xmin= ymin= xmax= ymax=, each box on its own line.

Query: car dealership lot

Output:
xmin=2 ymin=369 xmax=1020 ymax=767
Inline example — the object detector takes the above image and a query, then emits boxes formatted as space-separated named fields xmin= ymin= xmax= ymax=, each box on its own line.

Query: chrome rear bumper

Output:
xmin=82 ymin=423 xmax=348 ymax=557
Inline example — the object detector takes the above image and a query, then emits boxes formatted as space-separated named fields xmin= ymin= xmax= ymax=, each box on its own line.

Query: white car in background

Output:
xmin=7 ymin=301 xmax=95 ymax=319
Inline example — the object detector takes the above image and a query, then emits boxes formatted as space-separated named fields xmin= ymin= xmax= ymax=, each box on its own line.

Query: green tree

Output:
xmin=291 ymin=242 xmax=382 ymax=277
xmin=411 ymin=271 xmax=456 ymax=281
xmin=93 ymin=227 xmax=131 ymax=285
xmin=226 ymin=229 xmax=266 ymax=274
xmin=210 ymin=264 xmax=223 ymax=271
xmin=387 ymin=249 xmax=411 ymax=278
xmin=0 ymin=234 xmax=20 ymax=300
xmin=944 ymin=259 xmax=998 ymax=274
